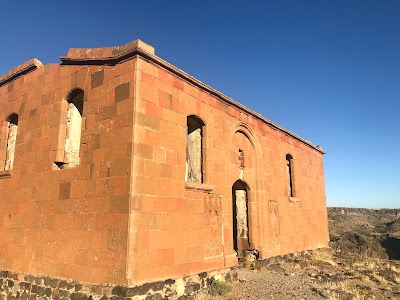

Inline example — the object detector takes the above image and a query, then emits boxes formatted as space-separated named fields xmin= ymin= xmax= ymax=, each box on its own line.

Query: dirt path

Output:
xmin=221 ymin=267 xmax=325 ymax=300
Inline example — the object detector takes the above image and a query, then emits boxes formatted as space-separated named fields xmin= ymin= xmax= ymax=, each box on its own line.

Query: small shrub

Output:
xmin=208 ymin=280 xmax=232 ymax=296
xmin=194 ymin=291 xmax=211 ymax=300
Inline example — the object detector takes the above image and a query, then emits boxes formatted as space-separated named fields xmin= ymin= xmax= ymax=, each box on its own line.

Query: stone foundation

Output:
xmin=0 ymin=268 xmax=237 ymax=300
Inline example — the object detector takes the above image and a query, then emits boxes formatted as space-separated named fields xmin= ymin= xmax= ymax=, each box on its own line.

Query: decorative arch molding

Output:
xmin=225 ymin=121 xmax=266 ymax=254
xmin=228 ymin=122 xmax=264 ymax=192
xmin=230 ymin=122 xmax=263 ymax=158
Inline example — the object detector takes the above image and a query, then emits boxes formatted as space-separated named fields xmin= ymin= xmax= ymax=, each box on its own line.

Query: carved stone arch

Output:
xmin=226 ymin=121 xmax=265 ymax=255
xmin=64 ymin=88 xmax=84 ymax=116
xmin=229 ymin=122 xmax=264 ymax=193
xmin=187 ymin=114 xmax=207 ymax=127
xmin=6 ymin=113 xmax=19 ymax=124
xmin=231 ymin=122 xmax=263 ymax=156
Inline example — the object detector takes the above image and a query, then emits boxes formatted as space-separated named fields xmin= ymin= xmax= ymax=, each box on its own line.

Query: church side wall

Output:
xmin=129 ymin=57 xmax=329 ymax=284
xmin=0 ymin=61 xmax=136 ymax=285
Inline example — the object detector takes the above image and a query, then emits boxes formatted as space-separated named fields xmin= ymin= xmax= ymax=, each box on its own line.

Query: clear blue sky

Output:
xmin=1 ymin=1 xmax=399 ymax=208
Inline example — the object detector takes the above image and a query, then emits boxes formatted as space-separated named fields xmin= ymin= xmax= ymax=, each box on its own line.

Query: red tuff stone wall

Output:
xmin=129 ymin=57 xmax=328 ymax=284
xmin=0 ymin=39 xmax=329 ymax=287
xmin=0 ymin=57 xmax=136 ymax=285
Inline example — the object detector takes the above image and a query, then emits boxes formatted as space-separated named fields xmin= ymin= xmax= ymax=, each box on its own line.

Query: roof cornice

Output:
xmin=3 ymin=40 xmax=324 ymax=154
xmin=0 ymin=58 xmax=43 ymax=87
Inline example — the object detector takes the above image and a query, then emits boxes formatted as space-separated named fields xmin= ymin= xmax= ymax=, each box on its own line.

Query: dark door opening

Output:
xmin=232 ymin=179 xmax=250 ymax=256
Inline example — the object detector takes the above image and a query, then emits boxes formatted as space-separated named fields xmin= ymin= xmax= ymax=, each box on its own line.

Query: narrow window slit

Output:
xmin=286 ymin=154 xmax=294 ymax=198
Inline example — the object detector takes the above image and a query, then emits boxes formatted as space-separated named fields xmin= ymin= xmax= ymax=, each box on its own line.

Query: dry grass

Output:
xmin=193 ymin=281 xmax=233 ymax=300
xmin=309 ymin=253 xmax=399 ymax=299
xmin=309 ymin=249 xmax=337 ymax=266
xmin=395 ymin=274 xmax=400 ymax=284
xmin=353 ymin=259 xmax=377 ymax=271
xmin=292 ymin=262 xmax=302 ymax=270
xmin=193 ymin=291 xmax=213 ymax=300
xmin=353 ymin=289 xmax=375 ymax=300
xmin=389 ymin=263 xmax=400 ymax=273
xmin=370 ymin=272 xmax=390 ymax=284
xmin=321 ymin=280 xmax=376 ymax=300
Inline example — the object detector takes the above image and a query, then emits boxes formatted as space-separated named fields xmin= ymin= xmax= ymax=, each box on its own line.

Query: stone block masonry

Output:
xmin=0 ymin=268 xmax=236 ymax=300
xmin=0 ymin=39 xmax=329 ymax=289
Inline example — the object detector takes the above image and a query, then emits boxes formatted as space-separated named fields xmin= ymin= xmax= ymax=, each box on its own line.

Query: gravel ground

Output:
xmin=220 ymin=267 xmax=325 ymax=300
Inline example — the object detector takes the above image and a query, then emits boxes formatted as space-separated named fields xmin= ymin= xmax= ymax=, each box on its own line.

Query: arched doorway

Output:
xmin=232 ymin=179 xmax=250 ymax=257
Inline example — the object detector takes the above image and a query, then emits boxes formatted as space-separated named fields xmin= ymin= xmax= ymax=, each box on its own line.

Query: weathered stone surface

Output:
xmin=184 ymin=283 xmax=200 ymax=295
xmin=145 ymin=294 xmax=162 ymax=300
xmin=36 ymin=286 xmax=45 ymax=297
xmin=89 ymin=286 xmax=102 ymax=295
xmin=125 ymin=281 xmax=164 ymax=297
xmin=20 ymin=292 xmax=28 ymax=300
xmin=115 ymin=83 xmax=130 ymax=102
xmin=71 ymin=292 xmax=88 ymax=300
xmin=111 ymin=286 xmax=126 ymax=297
xmin=91 ymin=70 xmax=104 ymax=89
xmin=58 ymin=281 xmax=68 ymax=289
xmin=74 ymin=284 xmax=82 ymax=292
xmin=163 ymin=279 xmax=174 ymax=285
xmin=50 ymin=280 xmax=58 ymax=289
xmin=59 ymin=289 xmax=70 ymax=297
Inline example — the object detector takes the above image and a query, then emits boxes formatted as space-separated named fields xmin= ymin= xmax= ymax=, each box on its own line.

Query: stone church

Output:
xmin=0 ymin=40 xmax=329 ymax=298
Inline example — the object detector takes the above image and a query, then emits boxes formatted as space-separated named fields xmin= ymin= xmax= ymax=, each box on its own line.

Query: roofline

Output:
xmin=60 ymin=43 xmax=325 ymax=154
xmin=3 ymin=41 xmax=325 ymax=154
xmin=0 ymin=59 xmax=43 ymax=87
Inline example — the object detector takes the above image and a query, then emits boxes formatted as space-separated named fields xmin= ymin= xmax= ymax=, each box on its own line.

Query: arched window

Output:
xmin=286 ymin=154 xmax=294 ymax=198
xmin=4 ymin=113 xmax=18 ymax=171
xmin=64 ymin=89 xmax=84 ymax=167
xmin=186 ymin=115 xmax=205 ymax=183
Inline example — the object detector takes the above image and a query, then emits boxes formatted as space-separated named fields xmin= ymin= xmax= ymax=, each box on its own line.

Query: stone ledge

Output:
xmin=0 ymin=58 xmax=43 ymax=87
xmin=0 ymin=171 xmax=11 ymax=179
xmin=184 ymin=182 xmax=214 ymax=192
xmin=289 ymin=197 xmax=300 ymax=203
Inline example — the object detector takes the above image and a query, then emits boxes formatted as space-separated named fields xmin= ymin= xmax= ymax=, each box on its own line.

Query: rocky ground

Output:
xmin=196 ymin=207 xmax=400 ymax=300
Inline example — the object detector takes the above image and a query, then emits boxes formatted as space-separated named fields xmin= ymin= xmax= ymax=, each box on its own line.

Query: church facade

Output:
xmin=0 ymin=40 xmax=328 ymax=291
